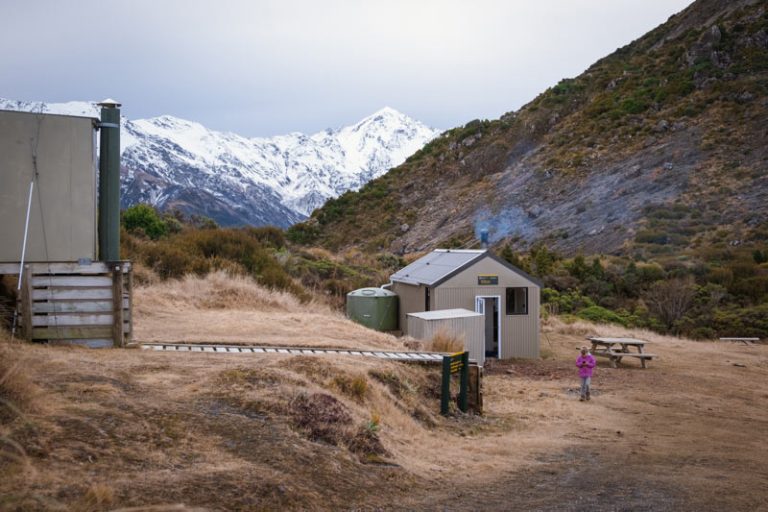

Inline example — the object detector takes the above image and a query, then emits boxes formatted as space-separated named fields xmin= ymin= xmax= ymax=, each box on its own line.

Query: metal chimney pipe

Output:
xmin=480 ymin=229 xmax=489 ymax=249
xmin=97 ymin=99 xmax=121 ymax=261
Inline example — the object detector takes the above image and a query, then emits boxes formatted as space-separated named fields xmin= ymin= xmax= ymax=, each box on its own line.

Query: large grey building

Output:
xmin=391 ymin=249 xmax=541 ymax=359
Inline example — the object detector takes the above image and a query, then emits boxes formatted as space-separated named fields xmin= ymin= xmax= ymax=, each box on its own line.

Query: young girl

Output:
xmin=576 ymin=346 xmax=596 ymax=401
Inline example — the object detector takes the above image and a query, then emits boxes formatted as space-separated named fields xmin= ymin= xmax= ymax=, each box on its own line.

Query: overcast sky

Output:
xmin=1 ymin=0 xmax=693 ymax=137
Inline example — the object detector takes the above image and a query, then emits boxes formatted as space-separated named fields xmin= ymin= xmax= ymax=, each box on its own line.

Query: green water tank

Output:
xmin=346 ymin=287 xmax=399 ymax=331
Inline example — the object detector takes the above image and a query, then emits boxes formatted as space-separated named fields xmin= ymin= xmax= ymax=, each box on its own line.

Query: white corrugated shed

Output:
xmin=407 ymin=308 xmax=485 ymax=366
xmin=408 ymin=309 xmax=483 ymax=321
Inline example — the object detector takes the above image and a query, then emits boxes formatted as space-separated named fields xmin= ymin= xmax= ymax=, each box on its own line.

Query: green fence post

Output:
xmin=441 ymin=355 xmax=451 ymax=415
xmin=459 ymin=351 xmax=469 ymax=413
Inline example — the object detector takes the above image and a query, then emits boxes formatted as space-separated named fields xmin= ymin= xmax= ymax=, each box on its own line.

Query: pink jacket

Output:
xmin=576 ymin=354 xmax=596 ymax=378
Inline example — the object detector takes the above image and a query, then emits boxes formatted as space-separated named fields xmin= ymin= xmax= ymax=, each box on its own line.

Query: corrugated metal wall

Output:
xmin=407 ymin=314 xmax=485 ymax=365
xmin=392 ymin=282 xmax=428 ymax=332
xmin=435 ymin=258 xmax=540 ymax=359
xmin=0 ymin=110 xmax=97 ymax=263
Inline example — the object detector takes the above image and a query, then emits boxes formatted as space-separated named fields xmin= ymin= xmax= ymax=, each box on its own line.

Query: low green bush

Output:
xmin=576 ymin=305 xmax=628 ymax=326
xmin=122 ymin=204 xmax=168 ymax=240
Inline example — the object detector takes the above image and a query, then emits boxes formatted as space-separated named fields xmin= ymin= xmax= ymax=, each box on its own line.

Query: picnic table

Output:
xmin=586 ymin=337 xmax=656 ymax=369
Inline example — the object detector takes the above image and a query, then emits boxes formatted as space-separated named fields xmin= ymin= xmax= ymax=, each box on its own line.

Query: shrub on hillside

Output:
xmin=576 ymin=305 xmax=628 ymax=326
xmin=711 ymin=304 xmax=768 ymax=338
xmin=123 ymin=224 xmax=308 ymax=301
xmin=286 ymin=222 xmax=320 ymax=245
xmin=122 ymin=204 xmax=168 ymax=240
xmin=141 ymin=244 xmax=210 ymax=279
xmin=245 ymin=226 xmax=286 ymax=249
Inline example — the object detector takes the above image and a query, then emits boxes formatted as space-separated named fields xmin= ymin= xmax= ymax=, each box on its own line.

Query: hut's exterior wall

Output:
xmin=0 ymin=110 xmax=97 ymax=263
xmin=391 ymin=281 xmax=431 ymax=332
xmin=434 ymin=257 xmax=540 ymax=359
xmin=407 ymin=313 xmax=485 ymax=365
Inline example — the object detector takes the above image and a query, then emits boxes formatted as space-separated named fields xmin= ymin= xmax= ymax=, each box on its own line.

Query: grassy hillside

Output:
xmin=292 ymin=0 xmax=768 ymax=256
xmin=284 ymin=0 xmax=768 ymax=339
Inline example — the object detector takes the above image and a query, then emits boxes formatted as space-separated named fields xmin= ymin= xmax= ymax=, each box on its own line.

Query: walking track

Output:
xmin=140 ymin=342 xmax=447 ymax=362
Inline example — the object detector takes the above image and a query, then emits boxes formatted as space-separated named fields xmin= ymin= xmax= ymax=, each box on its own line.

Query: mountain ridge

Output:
xmin=0 ymin=98 xmax=440 ymax=227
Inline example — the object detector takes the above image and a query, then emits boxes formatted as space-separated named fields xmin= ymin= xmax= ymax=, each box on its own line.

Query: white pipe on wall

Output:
xmin=17 ymin=180 xmax=35 ymax=290
xmin=11 ymin=180 xmax=35 ymax=337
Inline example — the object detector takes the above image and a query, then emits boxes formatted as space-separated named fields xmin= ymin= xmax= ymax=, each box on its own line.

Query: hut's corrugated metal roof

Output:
xmin=407 ymin=308 xmax=482 ymax=320
xmin=390 ymin=249 xmax=485 ymax=286
xmin=390 ymin=249 xmax=544 ymax=287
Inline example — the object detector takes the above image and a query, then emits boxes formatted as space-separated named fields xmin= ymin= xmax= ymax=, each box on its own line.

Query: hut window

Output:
xmin=425 ymin=287 xmax=431 ymax=311
xmin=506 ymin=287 xmax=528 ymax=315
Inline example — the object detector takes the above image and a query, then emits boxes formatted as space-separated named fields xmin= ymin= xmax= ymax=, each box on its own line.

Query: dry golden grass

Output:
xmin=0 ymin=333 xmax=40 ymax=419
xmin=544 ymin=314 xmax=699 ymax=348
xmin=133 ymin=272 xmax=406 ymax=350
xmin=130 ymin=261 xmax=160 ymax=286
xmin=301 ymin=246 xmax=339 ymax=262
xmin=3 ymin=272 xmax=768 ymax=510
xmin=136 ymin=271 xmax=327 ymax=313
xmin=78 ymin=483 xmax=115 ymax=512
xmin=426 ymin=328 xmax=465 ymax=353
xmin=402 ymin=251 xmax=429 ymax=264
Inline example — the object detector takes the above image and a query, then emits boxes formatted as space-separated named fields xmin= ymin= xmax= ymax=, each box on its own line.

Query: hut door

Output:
xmin=475 ymin=296 xmax=500 ymax=358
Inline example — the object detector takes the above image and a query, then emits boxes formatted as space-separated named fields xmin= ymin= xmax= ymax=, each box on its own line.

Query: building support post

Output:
xmin=112 ymin=263 xmax=125 ymax=348
xmin=21 ymin=265 xmax=33 ymax=341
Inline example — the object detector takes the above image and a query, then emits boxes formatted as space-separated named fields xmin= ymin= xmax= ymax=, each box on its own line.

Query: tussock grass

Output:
xmin=332 ymin=374 xmax=369 ymax=401
xmin=78 ymin=483 xmax=115 ymax=512
xmin=133 ymin=272 xmax=406 ymax=350
xmin=0 ymin=332 xmax=39 ymax=421
xmin=136 ymin=271 xmax=329 ymax=314
xmin=0 ymin=329 xmax=39 ymax=508
xmin=427 ymin=328 xmax=465 ymax=353
xmin=545 ymin=314 xmax=686 ymax=346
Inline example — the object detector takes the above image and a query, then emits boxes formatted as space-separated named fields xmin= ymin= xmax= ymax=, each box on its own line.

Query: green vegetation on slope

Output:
xmin=499 ymin=241 xmax=768 ymax=339
xmin=120 ymin=205 xmax=400 ymax=307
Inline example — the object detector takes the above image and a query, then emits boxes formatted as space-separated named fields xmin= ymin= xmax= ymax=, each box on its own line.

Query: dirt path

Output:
xmin=392 ymin=329 xmax=768 ymax=511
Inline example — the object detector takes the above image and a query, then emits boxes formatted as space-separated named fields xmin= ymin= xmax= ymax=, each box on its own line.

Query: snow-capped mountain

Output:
xmin=0 ymin=98 xmax=440 ymax=227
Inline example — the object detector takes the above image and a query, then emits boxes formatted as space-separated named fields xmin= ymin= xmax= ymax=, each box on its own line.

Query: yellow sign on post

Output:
xmin=441 ymin=351 xmax=469 ymax=414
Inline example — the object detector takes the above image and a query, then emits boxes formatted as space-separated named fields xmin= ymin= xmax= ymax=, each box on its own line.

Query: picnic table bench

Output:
xmin=586 ymin=337 xmax=656 ymax=368
xmin=719 ymin=337 xmax=760 ymax=345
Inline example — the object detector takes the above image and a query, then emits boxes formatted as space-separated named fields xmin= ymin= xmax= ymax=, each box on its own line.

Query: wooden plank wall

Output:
xmin=18 ymin=261 xmax=133 ymax=348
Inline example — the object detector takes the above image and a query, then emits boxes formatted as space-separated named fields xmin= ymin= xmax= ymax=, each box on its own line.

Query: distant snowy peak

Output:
xmin=0 ymin=98 xmax=100 ymax=118
xmin=0 ymin=97 xmax=441 ymax=226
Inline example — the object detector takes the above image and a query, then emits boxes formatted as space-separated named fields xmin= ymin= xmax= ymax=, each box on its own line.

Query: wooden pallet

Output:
xmin=16 ymin=261 xmax=133 ymax=348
